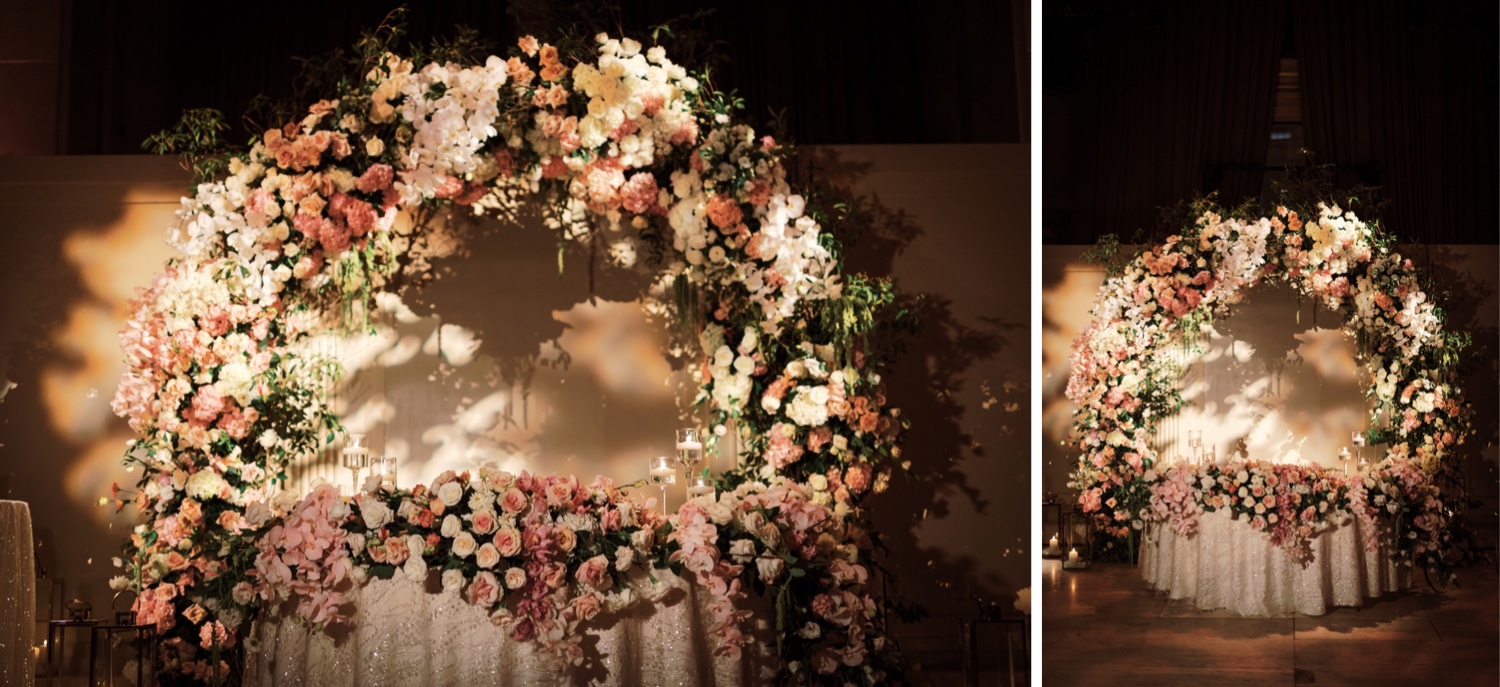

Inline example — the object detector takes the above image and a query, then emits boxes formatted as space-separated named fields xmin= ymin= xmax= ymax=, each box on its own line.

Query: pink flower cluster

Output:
xmin=252 ymin=483 xmax=354 ymax=626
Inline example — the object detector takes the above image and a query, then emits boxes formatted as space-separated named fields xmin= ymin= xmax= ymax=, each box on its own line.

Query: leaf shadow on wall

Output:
xmin=0 ymin=162 xmax=185 ymax=615
xmin=794 ymin=147 xmax=1022 ymax=630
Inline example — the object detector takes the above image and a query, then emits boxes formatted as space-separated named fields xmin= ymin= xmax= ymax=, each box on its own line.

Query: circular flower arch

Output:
xmin=1066 ymin=202 xmax=1473 ymax=575
xmin=111 ymin=32 xmax=909 ymax=686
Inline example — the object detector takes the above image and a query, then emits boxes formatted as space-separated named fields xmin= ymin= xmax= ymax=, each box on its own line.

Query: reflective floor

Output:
xmin=1041 ymin=558 xmax=1499 ymax=686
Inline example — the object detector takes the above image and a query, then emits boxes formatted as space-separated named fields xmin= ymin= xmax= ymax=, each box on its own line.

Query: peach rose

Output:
xmin=504 ymin=567 xmax=527 ymax=590
xmin=551 ymin=526 xmax=577 ymax=553
xmin=571 ymin=593 xmax=602 ymax=622
xmin=475 ymin=543 xmax=501 ymax=569
xmin=451 ymin=532 xmax=477 ymax=558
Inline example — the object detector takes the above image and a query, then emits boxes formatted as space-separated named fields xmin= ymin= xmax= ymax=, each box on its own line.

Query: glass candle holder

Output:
xmin=648 ymin=455 xmax=676 ymax=515
xmin=378 ymin=455 xmax=397 ymax=490
xmin=342 ymin=434 xmax=370 ymax=495
xmin=686 ymin=473 xmax=715 ymax=501
xmin=675 ymin=428 xmax=704 ymax=471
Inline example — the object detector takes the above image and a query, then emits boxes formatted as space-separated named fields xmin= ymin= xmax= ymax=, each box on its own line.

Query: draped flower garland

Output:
xmin=111 ymin=32 xmax=909 ymax=686
xmin=1067 ymin=202 xmax=1472 ymax=575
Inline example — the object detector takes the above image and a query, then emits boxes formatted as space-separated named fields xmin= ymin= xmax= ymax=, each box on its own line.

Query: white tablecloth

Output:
xmin=1141 ymin=509 xmax=1408 ymax=616
xmin=0 ymin=500 xmax=35 ymax=687
xmin=249 ymin=568 xmax=774 ymax=686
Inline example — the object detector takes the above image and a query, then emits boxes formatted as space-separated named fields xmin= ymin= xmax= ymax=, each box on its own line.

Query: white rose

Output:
xmin=755 ymin=557 xmax=785 ymax=583
xmin=347 ymin=532 xmax=367 ymax=556
xmin=359 ymin=495 xmax=393 ymax=529
xmin=437 ymin=481 xmax=465 ymax=509
xmin=441 ymin=569 xmax=465 ymax=593
xmin=475 ymin=543 xmax=500 ymax=569
xmin=504 ymin=567 xmax=527 ymax=589
xmin=452 ymin=532 xmax=478 ymax=558
xmin=403 ymin=552 xmax=428 ymax=582
xmin=441 ymin=514 xmax=462 ymax=538
xmin=797 ymin=621 xmax=821 ymax=639
xmin=366 ymin=137 xmax=385 ymax=157
xmin=407 ymin=534 xmax=426 ymax=559
xmin=808 ymin=474 xmax=829 ymax=491
xmin=631 ymin=528 xmax=655 ymax=552
xmin=729 ymin=539 xmax=756 ymax=564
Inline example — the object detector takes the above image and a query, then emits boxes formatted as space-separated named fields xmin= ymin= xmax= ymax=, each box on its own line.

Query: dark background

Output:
xmin=50 ymin=0 xmax=1023 ymax=153
xmin=1043 ymin=0 xmax=1499 ymax=246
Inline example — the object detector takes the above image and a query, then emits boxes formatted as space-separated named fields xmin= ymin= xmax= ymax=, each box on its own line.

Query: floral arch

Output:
xmin=112 ymin=31 xmax=908 ymax=686
xmin=1067 ymin=201 xmax=1473 ymax=576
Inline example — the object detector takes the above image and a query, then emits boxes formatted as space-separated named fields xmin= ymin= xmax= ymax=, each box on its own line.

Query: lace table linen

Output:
xmin=0 ymin=500 xmax=35 ymax=687
xmin=248 ymin=567 xmax=774 ymax=686
xmin=1140 ymin=508 xmax=1409 ymax=616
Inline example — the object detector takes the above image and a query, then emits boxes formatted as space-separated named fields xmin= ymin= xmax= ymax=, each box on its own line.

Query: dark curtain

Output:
xmin=1292 ymin=0 xmax=1499 ymax=244
xmin=64 ymin=0 xmax=1019 ymax=154
xmin=1057 ymin=0 xmax=1286 ymax=242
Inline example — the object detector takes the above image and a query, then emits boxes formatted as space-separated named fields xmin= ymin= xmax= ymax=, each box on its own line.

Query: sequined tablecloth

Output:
xmin=1140 ymin=508 xmax=1408 ymax=616
xmin=248 ymin=567 xmax=774 ymax=686
xmin=0 ymin=500 xmax=35 ymax=687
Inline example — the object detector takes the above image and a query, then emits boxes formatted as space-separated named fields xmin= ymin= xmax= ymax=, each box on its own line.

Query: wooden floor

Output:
xmin=1041 ymin=558 xmax=1499 ymax=687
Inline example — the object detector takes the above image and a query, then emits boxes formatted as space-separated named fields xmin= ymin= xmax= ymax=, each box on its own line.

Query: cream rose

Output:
xmin=452 ymin=532 xmax=478 ymax=558
xmin=503 ymin=567 xmax=527 ymax=590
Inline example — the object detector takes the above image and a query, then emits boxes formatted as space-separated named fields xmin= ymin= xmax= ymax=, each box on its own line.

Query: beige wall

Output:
xmin=0 ymin=146 xmax=1029 ymax=668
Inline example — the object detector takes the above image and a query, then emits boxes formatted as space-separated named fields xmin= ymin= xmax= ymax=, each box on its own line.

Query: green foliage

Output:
xmin=141 ymin=108 xmax=235 ymax=184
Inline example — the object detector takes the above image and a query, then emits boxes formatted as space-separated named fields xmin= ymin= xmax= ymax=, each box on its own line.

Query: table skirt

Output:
xmin=0 ymin=500 xmax=35 ymax=687
xmin=1140 ymin=509 xmax=1408 ymax=616
xmin=248 ymin=568 xmax=774 ymax=686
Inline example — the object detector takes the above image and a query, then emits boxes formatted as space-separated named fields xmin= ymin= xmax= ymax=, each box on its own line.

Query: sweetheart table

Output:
xmin=248 ymin=567 xmax=774 ymax=686
xmin=1140 ymin=508 xmax=1409 ymax=616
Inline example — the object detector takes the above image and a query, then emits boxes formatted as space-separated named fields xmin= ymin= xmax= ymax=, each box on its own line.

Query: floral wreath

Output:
xmin=111 ymin=31 xmax=909 ymax=686
xmin=1066 ymin=201 xmax=1473 ymax=578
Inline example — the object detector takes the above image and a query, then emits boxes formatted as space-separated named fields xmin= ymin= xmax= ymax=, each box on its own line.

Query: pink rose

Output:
xmin=576 ymin=555 xmax=610 ymax=590
xmin=499 ymin=488 xmax=528 ymax=515
xmin=470 ymin=510 xmax=498 ymax=535
xmin=493 ymin=527 xmax=523 ymax=557
xmin=466 ymin=572 xmax=500 ymax=607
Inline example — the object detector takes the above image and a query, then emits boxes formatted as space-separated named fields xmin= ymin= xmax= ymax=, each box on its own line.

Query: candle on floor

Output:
xmin=1048 ymin=534 xmax=1059 ymax=555
xmin=1067 ymin=548 xmax=1080 ymax=563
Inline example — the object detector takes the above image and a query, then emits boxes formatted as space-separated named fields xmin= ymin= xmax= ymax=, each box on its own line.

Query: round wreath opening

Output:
xmin=112 ymin=31 xmax=910 ymax=686
xmin=1067 ymin=201 xmax=1473 ymax=577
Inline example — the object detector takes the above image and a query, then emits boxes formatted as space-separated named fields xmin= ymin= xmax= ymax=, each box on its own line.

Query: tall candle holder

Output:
xmin=342 ymin=434 xmax=370 ymax=495
xmin=1339 ymin=447 xmax=1352 ymax=476
xmin=647 ymin=455 xmax=676 ymax=516
xmin=675 ymin=428 xmax=705 ymax=499
xmin=1187 ymin=431 xmax=1202 ymax=465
